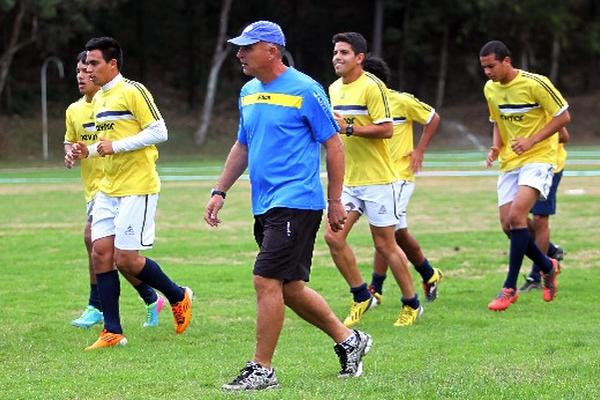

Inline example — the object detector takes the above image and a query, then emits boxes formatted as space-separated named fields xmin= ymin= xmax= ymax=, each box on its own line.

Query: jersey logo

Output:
xmin=500 ymin=114 xmax=524 ymax=122
xmin=257 ymin=94 xmax=271 ymax=100
xmin=124 ymin=225 xmax=135 ymax=236
xmin=96 ymin=122 xmax=115 ymax=131
xmin=378 ymin=205 xmax=387 ymax=214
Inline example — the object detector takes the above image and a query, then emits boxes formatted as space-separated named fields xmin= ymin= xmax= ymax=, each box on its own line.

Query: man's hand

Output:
xmin=71 ymin=142 xmax=89 ymax=159
xmin=204 ymin=196 xmax=224 ymax=227
xmin=333 ymin=111 xmax=347 ymax=133
xmin=327 ymin=199 xmax=347 ymax=232
xmin=486 ymin=146 xmax=499 ymax=168
xmin=511 ymin=137 xmax=534 ymax=155
xmin=409 ymin=148 xmax=425 ymax=173
xmin=64 ymin=150 xmax=76 ymax=169
xmin=97 ymin=140 xmax=114 ymax=156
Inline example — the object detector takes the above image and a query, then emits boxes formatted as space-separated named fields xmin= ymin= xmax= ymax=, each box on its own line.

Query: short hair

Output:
xmin=332 ymin=32 xmax=368 ymax=55
xmin=479 ymin=40 xmax=511 ymax=61
xmin=75 ymin=51 xmax=87 ymax=65
xmin=363 ymin=54 xmax=391 ymax=85
xmin=85 ymin=36 xmax=123 ymax=70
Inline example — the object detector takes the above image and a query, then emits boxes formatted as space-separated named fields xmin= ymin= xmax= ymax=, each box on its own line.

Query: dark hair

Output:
xmin=85 ymin=36 xmax=123 ymax=69
xmin=76 ymin=51 xmax=87 ymax=64
xmin=332 ymin=32 xmax=368 ymax=55
xmin=363 ymin=54 xmax=391 ymax=85
xmin=479 ymin=40 xmax=511 ymax=61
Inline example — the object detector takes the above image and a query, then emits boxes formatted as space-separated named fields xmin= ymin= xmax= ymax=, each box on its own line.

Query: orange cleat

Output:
xmin=542 ymin=258 xmax=561 ymax=302
xmin=85 ymin=329 xmax=127 ymax=350
xmin=172 ymin=287 xmax=193 ymax=334
xmin=488 ymin=288 xmax=519 ymax=311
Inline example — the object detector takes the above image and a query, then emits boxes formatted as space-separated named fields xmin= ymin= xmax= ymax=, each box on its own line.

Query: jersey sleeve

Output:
xmin=365 ymin=77 xmax=392 ymax=124
xmin=127 ymin=82 xmax=163 ymax=129
xmin=64 ymin=105 xmax=77 ymax=143
xmin=530 ymin=75 xmax=568 ymax=117
xmin=402 ymin=93 xmax=435 ymax=125
xmin=301 ymin=83 xmax=339 ymax=143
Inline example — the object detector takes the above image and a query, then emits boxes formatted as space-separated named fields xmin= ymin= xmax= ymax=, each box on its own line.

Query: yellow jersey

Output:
xmin=388 ymin=90 xmax=435 ymax=181
xmin=93 ymin=76 xmax=162 ymax=196
xmin=329 ymin=72 xmax=395 ymax=186
xmin=484 ymin=69 xmax=568 ymax=172
xmin=556 ymin=142 xmax=567 ymax=173
xmin=64 ymin=97 xmax=103 ymax=202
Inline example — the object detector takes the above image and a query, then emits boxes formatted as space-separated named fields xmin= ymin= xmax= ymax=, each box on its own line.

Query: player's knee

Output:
xmin=324 ymin=229 xmax=343 ymax=249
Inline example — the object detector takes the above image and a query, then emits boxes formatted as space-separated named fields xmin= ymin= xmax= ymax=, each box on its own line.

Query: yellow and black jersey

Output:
xmin=65 ymin=97 xmax=103 ymax=202
xmin=484 ymin=69 xmax=568 ymax=171
xmin=388 ymin=90 xmax=435 ymax=181
xmin=329 ymin=72 xmax=396 ymax=186
xmin=92 ymin=75 xmax=162 ymax=196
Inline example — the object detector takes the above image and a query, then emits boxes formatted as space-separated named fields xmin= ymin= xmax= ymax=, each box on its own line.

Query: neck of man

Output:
xmin=257 ymin=61 xmax=287 ymax=84
xmin=342 ymin=66 xmax=363 ymax=84
xmin=500 ymin=66 xmax=518 ymax=85
xmin=85 ymin=88 xmax=100 ymax=103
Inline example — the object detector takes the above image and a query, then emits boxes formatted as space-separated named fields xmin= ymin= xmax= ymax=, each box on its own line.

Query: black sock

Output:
xmin=369 ymin=273 xmax=386 ymax=294
xmin=414 ymin=258 xmax=434 ymax=282
xmin=136 ymin=257 xmax=184 ymax=304
xmin=504 ymin=228 xmax=530 ymax=289
xmin=133 ymin=283 xmax=158 ymax=305
xmin=96 ymin=270 xmax=122 ymax=334
xmin=350 ymin=283 xmax=371 ymax=303
xmin=547 ymin=242 xmax=558 ymax=257
xmin=401 ymin=295 xmax=420 ymax=310
xmin=89 ymin=283 xmax=102 ymax=311
xmin=525 ymin=237 xmax=553 ymax=274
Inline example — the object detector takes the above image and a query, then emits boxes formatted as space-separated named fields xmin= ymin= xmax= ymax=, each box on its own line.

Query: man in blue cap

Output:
xmin=204 ymin=20 xmax=373 ymax=391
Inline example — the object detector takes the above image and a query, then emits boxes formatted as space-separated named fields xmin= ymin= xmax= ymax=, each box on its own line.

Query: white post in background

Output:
xmin=41 ymin=56 xmax=64 ymax=160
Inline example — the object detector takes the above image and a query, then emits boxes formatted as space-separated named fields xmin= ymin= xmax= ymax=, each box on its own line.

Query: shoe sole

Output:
xmin=175 ymin=287 xmax=194 ymax=334
xmin=424 ymin=269 xmax=443 ymax=302
xmin=71 ymin=320 xmax=103 ymax=329
xmin=85 ymin=337 xmax=128 ymax=351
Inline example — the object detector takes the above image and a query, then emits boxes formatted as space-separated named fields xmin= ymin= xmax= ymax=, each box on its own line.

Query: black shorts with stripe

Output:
xmin=253 ymin=207 xmax=323 ymax=282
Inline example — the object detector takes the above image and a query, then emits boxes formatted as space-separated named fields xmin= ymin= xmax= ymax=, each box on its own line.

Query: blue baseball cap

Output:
xmin=228 ymin=20 xmax=286 ymax=47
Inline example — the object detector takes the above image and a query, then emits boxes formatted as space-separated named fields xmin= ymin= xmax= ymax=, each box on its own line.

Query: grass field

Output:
xmin=1 ymin=150 xmax=599 ymax=399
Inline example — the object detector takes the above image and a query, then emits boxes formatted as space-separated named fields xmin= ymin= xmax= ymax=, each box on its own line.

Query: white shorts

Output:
xmin=342 ymin=182 xmax=400 ymax=227
xmin=86 ymin=197 xmax=96 ymax=223
xmin=497 ymin=163 xmax=554 ymax=207
xmin=394 ymin=180 xmax=415 ymax=230
xmin=91 ymin=191 xmax=158 ymax=250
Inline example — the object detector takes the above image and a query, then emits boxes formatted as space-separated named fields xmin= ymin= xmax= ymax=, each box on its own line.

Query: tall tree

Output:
xmin=194 ymin=0 xmax=232 ymax=146
xmin=0 ymin=0 xmax=37 ymax=106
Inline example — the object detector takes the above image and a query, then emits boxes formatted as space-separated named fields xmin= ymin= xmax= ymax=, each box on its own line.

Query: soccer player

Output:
xmin=71 ymin=37 xmax=192 ymax=349
xmin=204 ymin=21 xmax=372 ymax=391
xmin=361 ymin=55 xmax=444 ymax=302
xmin=480 ymin=40 xmax=569 ymax=311
xmin=65 ymin=51 xmax=166 ymax=329
xmin=520 ymin=127 xmax=569 ymax=291
xmin=325 ymin=32 xmax=422 ymax=327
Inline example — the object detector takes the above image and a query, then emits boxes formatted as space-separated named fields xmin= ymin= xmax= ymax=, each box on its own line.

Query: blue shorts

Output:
xmin=531 ymin=171 xmax=563 ymax=216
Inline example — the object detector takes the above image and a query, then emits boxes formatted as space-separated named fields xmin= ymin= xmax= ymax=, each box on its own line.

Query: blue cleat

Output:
xmin=143 ymin=295 xmax=165 ymax=327
xmin=71 ymin=305 xmax=103 ymax=329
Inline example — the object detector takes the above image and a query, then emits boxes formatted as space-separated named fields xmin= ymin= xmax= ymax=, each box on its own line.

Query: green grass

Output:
xmin=1 ymin=153 xmax=599 ymax=399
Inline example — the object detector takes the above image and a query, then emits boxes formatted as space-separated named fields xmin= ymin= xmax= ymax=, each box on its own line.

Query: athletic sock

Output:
xmin=401 ymin=295 xmax=420 ymax=310
xmin=504 ymin=228 xmax=530 ymax=289
xmin=96 ymin=270 xmax=122 ymax=334
xmin=414 ymin=258 xmax=434 ymax=282
xmin=135 ymin=257 xmax=184 ymax=304
xmin=89 ymin=283 xmax=102 ymax=311
xmin=350 ymin=283 xmax=372 ymax=303
xmin=133 ymin=282 xmax=158 ymax=305
xmin=525 ymin=238 xmax=553 ymax=274
xmin=369 ymin=272 xmax=386 ymax=294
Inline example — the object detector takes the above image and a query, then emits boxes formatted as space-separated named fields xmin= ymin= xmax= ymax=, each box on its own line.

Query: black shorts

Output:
xmin=253 ymin=207 xmax=323 ymax=282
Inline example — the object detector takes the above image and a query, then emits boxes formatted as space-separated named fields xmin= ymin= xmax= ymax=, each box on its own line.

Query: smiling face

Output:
xmin=332 ymin=41 xmax=364 ymax=81
xmin=85 ymin=49 xmax=118 ymax=86
xmin=480 ymin=53 xmax=512 ymax=83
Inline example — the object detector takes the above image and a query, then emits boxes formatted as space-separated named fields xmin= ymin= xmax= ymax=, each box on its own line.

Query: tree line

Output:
xmin=1 ymin=0 xmax=599 ymax=143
